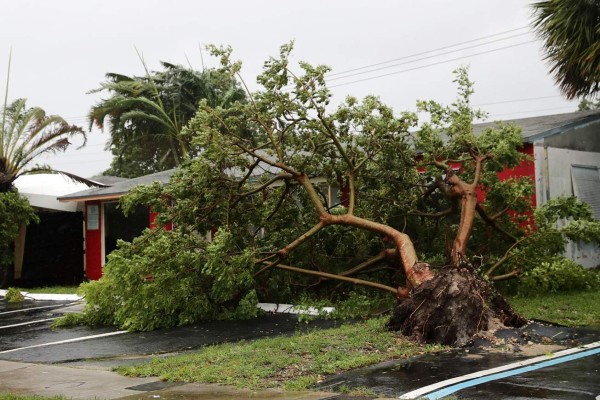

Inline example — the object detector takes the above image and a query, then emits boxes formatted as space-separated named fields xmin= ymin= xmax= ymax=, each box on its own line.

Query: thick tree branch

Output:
xmin=338 ymin=248 xmax=397 ymax=277
xmin=490 ymin=269 xmax=520 ymax=281
xmin=254 ymin=220 xmax=326 ymax=277
xmin=263 ymin=182 xmax=291 ymax=222
xmin=484 ymin=235 xmax=528 ymax=277
xmin=471 ymin=153 xmax=490 ymax=188
xmin=236 ymin=159 xmax=260 ymax=190
xmin=232 ymin=172 xmax=293 ymax=206
xmin=476 ymin=204 xmax=519 ymax=243
xmin=323 ymin=213 xmax=433 ymax=287
xmin=297 ymin=174 xmax=328 ymax=215
xmin=266 ymin=262 xmax=399 ymax=295
xmin=235 ymin=142 xmax=300 ymax=177
xmin=347 ymin=172 xmax=356 ymax=215
xmin=413 ymin=207 xmax=455 ymax=218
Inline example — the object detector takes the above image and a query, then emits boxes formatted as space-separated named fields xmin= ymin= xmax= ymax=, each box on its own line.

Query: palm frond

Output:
xmin=531 ymin=0 xmax=600 ymax=99
xmin=1 ymin=98 xmax=86 ymax=191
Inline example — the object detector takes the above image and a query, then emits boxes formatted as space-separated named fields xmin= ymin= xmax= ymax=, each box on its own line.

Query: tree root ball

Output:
xmin=387 ymin=266 xmax=526 ymax=346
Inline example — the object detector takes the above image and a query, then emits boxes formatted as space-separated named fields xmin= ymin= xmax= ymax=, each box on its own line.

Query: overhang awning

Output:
xmin=14 ymin=174 xmax=93 ymax=212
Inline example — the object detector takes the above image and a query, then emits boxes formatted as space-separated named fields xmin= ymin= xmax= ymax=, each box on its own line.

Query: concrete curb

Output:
xmin=0 ymin=289 xmax=82 ymax=302
xmin=0 ymin=291 xmax=333 ymax=315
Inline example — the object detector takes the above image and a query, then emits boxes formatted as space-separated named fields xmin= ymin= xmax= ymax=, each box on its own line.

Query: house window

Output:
xmin=571 ymin=165 xmax=600 ymax=220
xmin=317 ymin=182 xmax=341 ymax=209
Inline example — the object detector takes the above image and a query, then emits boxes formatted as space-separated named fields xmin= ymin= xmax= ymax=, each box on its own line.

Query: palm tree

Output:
xmin=88 ymin=62 xmax=246 ymax=178
xmin=0 ymin=98 xmax=89 ymax=192
xmin=531 ymin=0 xmax=600 ymax=99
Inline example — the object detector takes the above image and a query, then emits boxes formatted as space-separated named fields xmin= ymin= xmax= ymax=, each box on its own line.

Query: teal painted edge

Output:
xmin=426 ymin=347 xmax=600 ymax=399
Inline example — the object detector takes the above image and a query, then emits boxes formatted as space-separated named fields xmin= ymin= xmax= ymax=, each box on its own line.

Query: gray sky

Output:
xmin=1 ymin=0 xmax=578 ymax=177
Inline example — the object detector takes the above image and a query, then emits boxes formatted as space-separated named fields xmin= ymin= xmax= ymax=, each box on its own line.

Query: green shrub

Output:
xmin=295 ymin=290 xmax=396 ymax=322
xmin=516 ymin=257 xmax=600 ymax=296
xmin=4 ymin=287 xmax=24 ymax=303
xmin=0 ymin=191 xmax=37 ymax=286
xmin=80 ymin=228 xmax=258 ymax=331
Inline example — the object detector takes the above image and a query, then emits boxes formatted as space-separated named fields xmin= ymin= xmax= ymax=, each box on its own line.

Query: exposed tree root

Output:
xmin=387 ymin=266 xmax=526 ymax=346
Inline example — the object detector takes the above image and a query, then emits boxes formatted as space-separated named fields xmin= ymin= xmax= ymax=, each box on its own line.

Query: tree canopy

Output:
xmin=88 ymin=61 xmax=246 ymax=178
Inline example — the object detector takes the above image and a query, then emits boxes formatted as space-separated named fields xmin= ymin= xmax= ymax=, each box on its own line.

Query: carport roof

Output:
xmin=473 ymin=109 xmax=600 ymax=142
xmin=58 ymin=169 xmax=177 ymax=202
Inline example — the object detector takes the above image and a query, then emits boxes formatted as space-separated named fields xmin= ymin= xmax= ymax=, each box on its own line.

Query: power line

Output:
xmin=326 ymin=26 xmax=530 ymax=78
xmin=474 ymin=95 xmax=561 ymax=107
xmin=328 ymin=40 xmax=536 ymax=89
xmin=488 ymin=105 xmax=577 ymax=119
xmin=327 ymin=32 xmax=530 ymax=82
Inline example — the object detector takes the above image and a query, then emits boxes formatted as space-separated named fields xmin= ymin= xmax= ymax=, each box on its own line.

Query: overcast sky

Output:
xmin=1 ymin=0 xmax=578 ymax=177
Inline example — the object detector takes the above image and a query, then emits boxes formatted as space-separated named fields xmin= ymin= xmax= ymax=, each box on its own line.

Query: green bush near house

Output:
xmin=79 ymin=228 xmax=258 ymax=331
xmin=0 ymin=191 xmax=37 ymax=287
xmin=515 ymin=258 xmax=600 ymax=296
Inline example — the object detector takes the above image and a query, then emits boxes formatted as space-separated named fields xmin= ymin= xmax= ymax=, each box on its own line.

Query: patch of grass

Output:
xmin=18 ymin=286 xmax=79 ymax=294
xmin=0 ymin=394 xmax=69 ymax=400
xmin=116 ymin=317 xmax=443 ymax=391
xmin=510 ymin=291 xmax=600 ymax=327
xmin=337 ymin=384 xmax=376 ymax=397
xmin=51 ymin=313 xmax=87 ymax=330
xmin=4 ymin=287 xmax=24 ymax=303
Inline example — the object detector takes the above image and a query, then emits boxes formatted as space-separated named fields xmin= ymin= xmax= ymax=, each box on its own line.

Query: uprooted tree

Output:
xmin=80 ymin=44 xmax=600 ymax=344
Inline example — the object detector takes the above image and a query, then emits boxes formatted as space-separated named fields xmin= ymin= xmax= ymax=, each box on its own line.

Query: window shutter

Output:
xmin=572 ymin=165 xmax=600 ymax=220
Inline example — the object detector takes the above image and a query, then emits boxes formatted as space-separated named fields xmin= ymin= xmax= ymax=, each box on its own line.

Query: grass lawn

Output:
xmin=16 ymin=286 xmax=79 ymax=295
xmin=509 ymin=290 xmax=600 ymax=327
xmin=116 ymin=290 xmax=599 ymax=393
xmin=117 ymin=317 xmax=443 ymax=391
xmin=0 ymin=395 xmax=68 ymax=400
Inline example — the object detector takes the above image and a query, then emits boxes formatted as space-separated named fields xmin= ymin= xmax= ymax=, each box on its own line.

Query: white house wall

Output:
xmin=538 ymin=146 xmax=600 ymax=268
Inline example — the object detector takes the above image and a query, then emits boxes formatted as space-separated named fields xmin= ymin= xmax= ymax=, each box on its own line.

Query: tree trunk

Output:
xmin=451 ymin=189 xmax=478 ymax=265
xmin=388 ymin=163 xmax=526 ymax=346
xmin=325 ymin=214 xmax=434 ymax=288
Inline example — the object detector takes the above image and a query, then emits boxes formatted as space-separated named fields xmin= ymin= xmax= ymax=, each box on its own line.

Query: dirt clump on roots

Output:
xmin=388 ymin=266 xmax=526 ymax=346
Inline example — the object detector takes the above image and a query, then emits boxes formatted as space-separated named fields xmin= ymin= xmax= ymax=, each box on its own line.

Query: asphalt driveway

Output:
xmin=0 ymin=299 xmax=341 ymax=367
xmin=2 ymin=297 xmax=599 ymax=399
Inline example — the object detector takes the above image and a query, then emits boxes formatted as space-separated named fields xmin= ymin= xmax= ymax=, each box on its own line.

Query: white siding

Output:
xmin=540 ymin=147 xmax=600 ymax=268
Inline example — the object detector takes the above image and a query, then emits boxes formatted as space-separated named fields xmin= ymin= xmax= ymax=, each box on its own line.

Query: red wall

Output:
xmin=497 ymin=143 xmax=536 ymax=206
xmin=86 ymin=205 xmax=169 ymax=280
xmin=84 ymin=201 xmax=103 ymax=280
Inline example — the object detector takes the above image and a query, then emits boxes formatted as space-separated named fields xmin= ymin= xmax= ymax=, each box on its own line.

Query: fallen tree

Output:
xmin=81 ymin=44 xmax=600 ymax=344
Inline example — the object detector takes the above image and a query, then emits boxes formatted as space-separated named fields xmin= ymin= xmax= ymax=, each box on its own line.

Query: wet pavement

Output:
xmin=453 ymin=352 xmax=600 ymax=399
xmin=2 ymin=297 xmax=600 ymax=399
xmin=318 ymin=323 xmax=600 ymax=399
xmin=0 ymin=300 xmax=343 ymax=366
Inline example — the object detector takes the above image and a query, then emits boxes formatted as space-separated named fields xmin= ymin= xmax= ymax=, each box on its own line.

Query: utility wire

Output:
xmin=474 ymin=95 xmax=561 ymax=107
xmin=488 ymin=105 xmax=576 ymax=118
xmin=326 ymin=26 xmax=530 ymax=78
xmin=328 ymin=40 xmax=536 ymax=88
xmin=327 ymin=32 xmax=530 ymax=82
